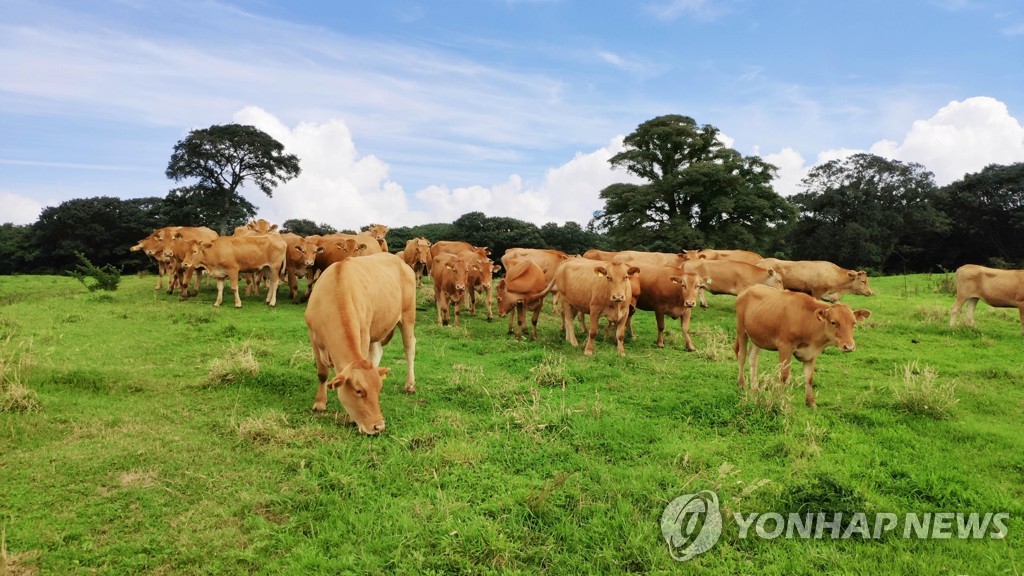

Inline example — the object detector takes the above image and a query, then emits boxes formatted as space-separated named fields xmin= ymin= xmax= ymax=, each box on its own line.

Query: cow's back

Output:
xmin=555 ymin=258 xmax=615 ymax=308
xmin=307 ymin=253 xmax=414 ymax=341
xmin=956 ymin=265 xmax=1024 ymax=307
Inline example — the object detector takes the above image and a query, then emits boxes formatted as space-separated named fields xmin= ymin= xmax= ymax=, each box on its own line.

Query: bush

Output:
xmin=68 ymin=252 xmax=121 ymax=292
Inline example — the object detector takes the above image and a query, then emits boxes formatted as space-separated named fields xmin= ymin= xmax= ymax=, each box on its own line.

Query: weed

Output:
xmin=530 ymin=354 xmax=572 ymax=388
xmin=891 ymin=360 xmax=959 ymax=419
xmin=0 ymin=334 xmax=40 ymax=413
xmin=740 ymin=361 xmax=792 ymax=416
xmin=237 ymin=410 xmax=295 ymax=445
xmin=930 ymin=271 xmax=956 ymax=295
xmin=207 ymin=341 xmax=260 ymax=385
xmin=914 ymin=304 xmax=949 ymax=325
xmin=693 ymin=325 xmax=732 ymax=362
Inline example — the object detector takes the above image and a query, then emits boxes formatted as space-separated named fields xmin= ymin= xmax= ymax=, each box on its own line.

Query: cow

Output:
xmin=431 ymin=253 xmax=472 ymax=327
xmin=159 ymin=227 xmax=219 ymax=299
xmin=281 ymin=232 xmax=323 ymax=303
xmin=554 ymin=258 xmax=640 ymax=357
xmin=682 ymin=249 xmax=763 ymax=265
xmin=630 ymin=267 xmax=709 ymax=350
xmin=430 ymin=240 xmax=488 ymax=262
xmin=496 ymin=258 xmax=548 ymax=340
xmin=949 ymin=264 xmax=1024 ymax=334
xmin=306 ymin=233 xmax=379 ymax=299
xmin=681 ymin=259 xmax=783 ymax=308
xmin=233 ymin=219 xmax=281 ymax=296
xmin=401 ymin=238 xmax=432 ymax=287
xmin=459 ymin=249 xmax=499 ymax=322
xmin=131 ymin=226 xmax=182 ymax=289
xmin=365 ymin=224 xmax=390 ymax=252
xmin=582 ymin=249 xmax=688 ymax=269
xmin=756 ymin=258 xmax=873 ymax=301
xmin=304 ymin=252 xmax=417 ymax=435
xmin=501 ymin=247 xmax=572 ymax=313
xmin=181 ymin=234 xmax=288 ymax=308
xmin=735 ymin=284 xmax=871 ymax=408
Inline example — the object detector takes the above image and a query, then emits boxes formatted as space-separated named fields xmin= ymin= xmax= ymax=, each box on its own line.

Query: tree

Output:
xmin=539 ymin=221 xmax=607 ymax=255
xmin=591 ymin=115 xmax=795 ymax=253
xmin=280 ymin=219 xmax=337 ymax=237
xmin=934 ymin=162 xmax=1024 ymax=269
xmin=790 ymin=153 xmax=947 ymax=272
xmin=450 ymin=212 xmax=545 ymax=265
xmin=165 ymin=124 xmax=300 ymax=234
xmin=0 ymin=223 xmax=37 ymax=274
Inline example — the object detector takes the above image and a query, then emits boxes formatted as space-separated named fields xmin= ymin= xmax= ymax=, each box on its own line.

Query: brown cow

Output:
xmin=304 ymin=252 xmax=417 ymax=435
xmin=431 ymin=253 xmax=472 ymax=327
xmin=430 ymin=240 xmax=488 ymax=262
xmin=630 ymin=267 xmax=709 ymax=350
xmin=735 ymin=284 xmax=871 ymax=407
xmin=401 ymin=237 xmax=432 ymax=287
xmin=682 ymin=249 xmax=763 ymax=265
xmin=756 ymin=258 xmax=873 ymax=301
xmin=459 ymin=249 xmax=499 ymax=322
xmin=281 ymin=232 xmax=323 ymax=303
xmin=496 ymin=259 xmax=548 ymax=340
xmin=233 ymin=219 xmax=281 ymax=296
xmin=554 ymin=258 xmax=640 ymax=356
xmin=162 ymin=227 xmax=219 ymax=299
xmin=502 ymin=247 xmax=572 ymax=313
xmin=181 ymin=234 xmax=287 ymax=307
xmin=306 ymin=233 xmax=379 ymax=298
xmin=365 ymin=224 xmax=390 ymax=252
xmin=682 ymin=259 xmax=783 ymax=307
xmin=949 ymin=264 xmax=1024 ymax=334
xmin=131 ymin=227 xmax=176 ymax=289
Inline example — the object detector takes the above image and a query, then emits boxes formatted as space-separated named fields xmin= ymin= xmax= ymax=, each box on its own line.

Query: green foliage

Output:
xmin=591 ymin=115 xmax=796 ymax=252
xmin=67 ymin=252 xmax=121 ymax=292
xmin=790 ymin=153 xmax=948 ymax=272
xmin=0 ymin=223 xmax=37 ymax=274
xmin=935 ymin=162 xmax=1024 ymax=269
xmin=280 ymin=218 xmax=337 ymax=236
xmin=165 ymin=123 xmax=301 ymax=234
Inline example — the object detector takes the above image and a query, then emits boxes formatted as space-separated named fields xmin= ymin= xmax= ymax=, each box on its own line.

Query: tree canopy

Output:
xmin=934 ymin=162 xmax=1024 ymax=269
xmin=591 ymin=115 xmax=795 ymax=253
xmin=790 ymin=153 xmax=947 ymax=272
xmin=165 ymin=124 xmax=300 ymax=234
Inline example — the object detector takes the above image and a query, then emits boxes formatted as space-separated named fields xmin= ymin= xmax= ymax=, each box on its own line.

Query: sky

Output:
xmin=2 ymin=0 xmax=1024 ymax=230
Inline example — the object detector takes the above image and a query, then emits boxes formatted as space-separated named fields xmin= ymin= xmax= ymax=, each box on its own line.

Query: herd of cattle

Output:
xmin=130 ymin=220 xmax=1024 ymax=434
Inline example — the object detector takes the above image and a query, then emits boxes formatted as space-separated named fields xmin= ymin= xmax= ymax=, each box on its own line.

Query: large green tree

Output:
xmin=790 ymin=153 xmax=947 ymax=272
xmin=590 ymin=114 xmax=795 ymax=253
xmin=934 ymin=162 xmax=1024 ymax=269
xmin=450 ymin=212 xmax=545 ymax=264
xmin=165 ymin=124 xmax=300 ymax=234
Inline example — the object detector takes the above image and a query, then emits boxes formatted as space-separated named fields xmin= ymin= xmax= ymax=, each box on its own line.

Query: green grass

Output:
xmin=0 ymin=272 xmax=1021 ymax=574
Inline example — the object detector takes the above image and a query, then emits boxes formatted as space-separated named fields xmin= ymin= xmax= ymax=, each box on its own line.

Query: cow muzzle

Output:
xmin=610 ymin=294 xmax=625 ymax=303
xmin=840 ymin=343 xmax=856 ymax=352
xmin=358 ymin=419 xmax=386 ymax=435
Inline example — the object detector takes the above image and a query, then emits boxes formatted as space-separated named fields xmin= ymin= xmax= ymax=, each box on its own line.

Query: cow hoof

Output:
xmin=235 ymin=304 xmax=242 ymax=308
xmin=700 ymin=303 xmax=709 ymax=309
xmin=403 ymin=386 xmax=416 ymax=394
xmin=685 ymin=346 xmax=696 ymax=352
xmin=487 ymin=317 xmax=493 ymax=323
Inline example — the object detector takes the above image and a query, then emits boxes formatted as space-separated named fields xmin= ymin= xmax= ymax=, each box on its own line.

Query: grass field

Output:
xmin=1 ymin=272 xmax=1022 ymax=574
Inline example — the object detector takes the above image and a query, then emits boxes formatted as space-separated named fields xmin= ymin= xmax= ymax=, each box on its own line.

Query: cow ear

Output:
xmin=326 ymin=373 xmax=348 ymax=391
xmin=316 ymin=246 xmax=325 ymax=254
xmin=594 ymin=266 xmax=608 ymax=277
xmin=377 ymin=367 xmax=391 ymax=379
xmin=848 ymin=271 xmax=858 ymax=279
xmin=202 ymin=241 xmax=214 ymax=249
xmin=269 ymin=224 xmax=279 ymax=233
xmin=698 ymin=254 xmax=707 ymax=260
xmin=767 ymin=268 xmax=776 ymax=277
xmin=628 ymin=266 xmax=641 ymax=276
xmin=814 ymin=307 xmax=828 ymax=322
xmin=854 ymin=309 xmax=871 ymax=322
xmin=492 ymin=265 xmax=501 ymax=273
xmin=704 ymin=277 xmax=713 ymax=286
xmin=446 ymin=263 xmax=455 ymax=271
xmin=857 ymin=270 xmax=868 ymax=277
xmin=293 ymin=245 xmax=304 ymax=253
xmin=669 ymin=276 xmax=682 ymax=285
xmin=357 ymin=243 xmax=368 ymax=252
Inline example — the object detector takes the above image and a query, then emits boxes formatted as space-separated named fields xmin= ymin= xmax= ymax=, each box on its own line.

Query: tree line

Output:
xmin=1 ymin=116 xmax=1022 ymax=276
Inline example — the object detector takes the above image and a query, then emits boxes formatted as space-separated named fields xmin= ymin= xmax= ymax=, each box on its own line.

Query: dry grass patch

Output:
xmin=1 ymin=525 xmax=39 ymax=576
xmin=693 ymin=325 xmax=732 ymax=362
xmin=207 ymin=341 xmax=260 ymax=385
xmin=237 ymin=410 xmax=326 ymax=446
xmin=0 ymin=335 xmax=40 ymax=413
xmin=892 ymin=360 xmax=959 ymax=419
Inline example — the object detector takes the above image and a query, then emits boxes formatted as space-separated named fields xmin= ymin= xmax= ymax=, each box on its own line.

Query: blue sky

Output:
xmin=2 ymin=0 xmax=1023 ymax=229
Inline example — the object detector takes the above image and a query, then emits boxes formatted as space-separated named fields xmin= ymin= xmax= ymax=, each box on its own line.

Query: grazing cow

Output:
xmin=281 ymin=232 xmax=323 ymax=303
xmin=431 ymin=253 xmax=472 ymax=327
xmin=401 ymin=238 xmax=432 ymax=286
xmin=631 ymin=267 xmax=709 ymax=350
xmin=949 ymin=264 xmax=1024 ymax=334
xmin=181 ymin=234 xmax=287 ymax=307
xmin=304 ymin=252 xmax=417 ymax=435
xmin=365 ymin=224 xmax=390 ymax=252
xmin=682 ymin=260 xmax=783 ymax=307
xmin=682 ymin=249 xmax=763 ymax=265
xmin=496 ymin=259 xmax=548 ymax=340
xmin=756 ymin=258 xmax=873 ymax=301
xmin=131 ymin=227 xmax=178 ymax=289
xmin=735 ymin=284 xmax=871 ymax=407
xmin=459 ymin=249 xmax=500 ymax=322
xmin=554 ymin=258 xmax=640 ymax=356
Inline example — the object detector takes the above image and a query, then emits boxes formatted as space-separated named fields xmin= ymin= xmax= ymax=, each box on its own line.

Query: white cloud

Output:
xmin=762 ymin=147 xmax=807 ymax=197
xmin=868 ymin=96 xmax=1024 ymax=184
xmin=0 ymin=191 xmax=46 ymax=225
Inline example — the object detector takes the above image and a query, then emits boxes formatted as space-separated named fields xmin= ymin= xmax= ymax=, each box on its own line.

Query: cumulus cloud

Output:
xmin=762 ymin=147 xmax=807 ymax=197
xmin=0 ymin=191 xmax=46 ymax=225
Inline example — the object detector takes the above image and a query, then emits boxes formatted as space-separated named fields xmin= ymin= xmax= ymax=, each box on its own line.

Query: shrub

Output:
xmin=68 ymin=252 xmax=121 ymax=292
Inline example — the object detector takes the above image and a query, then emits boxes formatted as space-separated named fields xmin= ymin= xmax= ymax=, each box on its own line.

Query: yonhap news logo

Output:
xmin=661 ymin=490 xmax=1010 ymax=562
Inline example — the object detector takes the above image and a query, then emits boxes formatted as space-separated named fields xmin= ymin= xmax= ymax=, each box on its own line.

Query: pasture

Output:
xmin=0 ymin=272 xmax=1021 ymax=574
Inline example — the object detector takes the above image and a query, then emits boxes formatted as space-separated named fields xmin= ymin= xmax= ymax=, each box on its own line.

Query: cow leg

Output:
xmin=950 ymin=295 xmax=968 ymax=327
xmin=777 ymin=345 xmax=793 ymax=387
xmin=699 ymin=290 xmax=709 ymax=308
xmin=312 ymin=346 xmax=330 ymax=412
xmin=179 ymin=267 xmax=192 ymax=300
xmin=803 ymin=358 xmax=818 ymax=408
xmin=681 ymin=308 xmax=695 ymax=351
xmin=485 ymin=284 xmax=494 ymax=322
xmin=156 ymin=261 xmax=165 ymax=289
xmin=563 ymin=304 xmax=579 ymax=347
xmin=736 ymin=331 xmax=748 ymax=390
xmin=229 ymin=271 xmax=242 ymax=308
xmin=368 ymin=341 xmax=384 ymax=367
xmin=214 ymin=277 xmax=225 ymax=307
xmin=398 ymin=313 xmax=417 ymax=394
xmin=515 ymin=302 xmax=525 ymax=340
xmin=265 ymin=267 xmax=280 ymax=307
xmin=748 ymin=345 xmax=761 ymax=391
xmin=584 ymin=307 xmax=600 ymax=356
xmin=963 ymin=298 xmax=979 ymax=328
xmin=1019 ymin=306 xmax=1024 ymax=336
xmin=435 ymin=288 xmax=446 ymax=326
xmin=655 ymin=311 xmax=666 ymax=348
xmin=453 ymin=296 xmax=462 ymax=327
xmin=614 ymin=316 xmax=627 ymax=356
xmin=529 ymin=304 xmax=541 ymax=340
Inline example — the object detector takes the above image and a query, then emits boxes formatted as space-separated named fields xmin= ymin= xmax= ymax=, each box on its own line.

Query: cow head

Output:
xmin=181 ymin=240 xmax=213 ymax=269
xmin=848 ymin=270 xmax=874 ymax=296
xmin=496 ymin=279 xmax=512 ymax=317
xmin=763 ymin=268 xmax=784 ymax=289
xmin=445 ymin=258 xmax=471 ymax=299
xmin=367 ymin=224 xmax=389 ymax=242
xmin=595 ymin=262 xmax=640 ymax=304
xmin=412 ymin=239 xmax=431 ymax=265
xmin=327 ymin=360 xmax=388 ymax=435
xmin=246 ymin=219 xmax=278 ymax=234
xmin=815 ymin=305 xmax=871 ymax=352
xmin=670 ymin=272 xmax=709 ymax=308
xmin=294 ymin=240 xmax=324 ymax=268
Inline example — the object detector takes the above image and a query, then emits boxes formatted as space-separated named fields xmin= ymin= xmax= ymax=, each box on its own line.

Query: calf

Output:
xmin=735 ymin=284 xmax=871 ymax=407
xmin=401 ymin=238 xmax=432 ymax=287
xmin=459 ymin=249 xmax=499 ymax=322
xmin=431 ymin=253 xmax=472 ymax=327
xmin=950 ymin=264 xmax=1024 ymax=334
xmin=631 ymin=267 xmax=709 ymax=350
xmin=496 ymin=259 xmax=548 ymax=340
xmin=554 ymin=258 xmax=640 ymax=357
xmin=181 ymin=234 xmax=287 ymax=307
xmin=281 ymin=232 xmax=323 ymax=303
xmin=305 ymin=252 xmax=417 ymax=435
